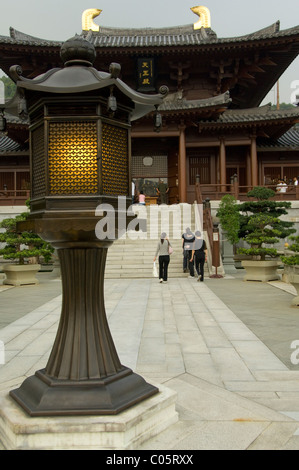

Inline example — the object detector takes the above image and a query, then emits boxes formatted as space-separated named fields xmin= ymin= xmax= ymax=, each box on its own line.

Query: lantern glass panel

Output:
xmin=101 ymin=122 xmax=128 ymax=195
xmin=48 ymin=121 xmax=98 ymax=195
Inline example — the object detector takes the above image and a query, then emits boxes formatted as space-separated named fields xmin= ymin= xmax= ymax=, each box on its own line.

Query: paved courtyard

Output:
xmin=1 ymin=269 xmax=299 ymax=449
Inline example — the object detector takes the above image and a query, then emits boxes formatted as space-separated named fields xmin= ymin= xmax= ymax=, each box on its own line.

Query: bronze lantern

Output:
xmin=6 ymin=36 xmax=168 ymax=416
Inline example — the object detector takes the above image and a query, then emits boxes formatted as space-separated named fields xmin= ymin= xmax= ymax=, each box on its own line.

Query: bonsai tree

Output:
xmin=217 ymin=187 xmax=295 ymax=261
xmin=236 ymin=187 xmax=295 ymax=260
xmin=238 ymin=213 xmax=284 ymax=260
xmin=281 ymin=236 xmax=299 ymax=266
xmin=0 ymin=202 xmax=54 ymax=265
xmin=238 ymin=187 xmax=295 ymax=240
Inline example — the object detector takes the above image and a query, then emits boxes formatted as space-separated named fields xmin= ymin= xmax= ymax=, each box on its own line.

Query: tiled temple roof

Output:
xmin=276 ymin=125 xmax=299 ymax=146
xmin=258 ymin=124 xmax=299 ymax=149
xmin=0 ymin=134 xmax=23 ymax=152
xmin=158 ymin=91 xmax=231 ymax=112
xmin=0 ymin=28 xmax=61 ymax=46
xmin=85 ymin=21 xmax=299 ymax=49
xmin=1 ymin=21 xmax=298 ymax=49
xmin=84 ymin=24 xmax=217 ymax=47
xmin=199 ymin=104 xmax=299 ymax=124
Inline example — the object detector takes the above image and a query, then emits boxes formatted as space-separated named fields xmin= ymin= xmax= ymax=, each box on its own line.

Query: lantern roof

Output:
xmin=6 ymin=35 xmax=168 ymax=121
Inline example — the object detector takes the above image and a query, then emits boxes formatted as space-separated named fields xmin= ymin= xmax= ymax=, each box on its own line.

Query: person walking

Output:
xmin=182 ymin=227 xmax=195 ymax=277
xmin=153 ymin=232 xmax=172 ymax=283
xmin=190 ymin=231 xmax=207 ymax=282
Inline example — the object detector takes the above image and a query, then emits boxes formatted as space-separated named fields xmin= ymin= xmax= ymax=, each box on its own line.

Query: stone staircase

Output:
xmin=105 ymin=203 xmax=220 ymax=279
xmin=105 ymin=237 xmax=185 ymax=279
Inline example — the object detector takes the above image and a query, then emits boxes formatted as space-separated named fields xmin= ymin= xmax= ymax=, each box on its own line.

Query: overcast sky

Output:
xmin=0 ymin=0 xmax=298 ymax=105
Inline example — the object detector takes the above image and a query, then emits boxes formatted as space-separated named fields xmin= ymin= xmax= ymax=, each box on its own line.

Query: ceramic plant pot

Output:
xmin=241 ymin=259 xmax=280 ymax=282
xmin=2 ymin=264 xmax=41 ymax=286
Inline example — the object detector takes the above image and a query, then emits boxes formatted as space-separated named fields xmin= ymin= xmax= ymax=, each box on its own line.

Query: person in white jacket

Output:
xmin=153 ymin=232 xmax=172 ymax=283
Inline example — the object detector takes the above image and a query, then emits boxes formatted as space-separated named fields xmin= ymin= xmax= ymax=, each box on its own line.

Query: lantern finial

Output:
xmin=60 ymin=35 xmax=96 ymax=67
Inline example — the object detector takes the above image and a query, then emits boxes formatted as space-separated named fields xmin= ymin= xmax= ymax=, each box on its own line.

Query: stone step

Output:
xmin=105 ymin=273 xmax=190 ymax=279
xmin=105 ymin=271 xmax=208 ymax=279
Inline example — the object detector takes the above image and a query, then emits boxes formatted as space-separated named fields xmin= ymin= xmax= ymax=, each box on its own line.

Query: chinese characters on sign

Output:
xmin=137 ymin=58 xmax=155 ymax=91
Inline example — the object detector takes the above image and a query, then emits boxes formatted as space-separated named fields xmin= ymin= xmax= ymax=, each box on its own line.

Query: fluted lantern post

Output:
xmin=6 ymin=36 xmax=168 ymax=416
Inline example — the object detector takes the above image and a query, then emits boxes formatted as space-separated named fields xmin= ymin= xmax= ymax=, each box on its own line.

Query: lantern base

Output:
xmin=10 ymin=367 xmax=158 ymax=417
xmin=1 ymin=384 xmax=177 ymax=450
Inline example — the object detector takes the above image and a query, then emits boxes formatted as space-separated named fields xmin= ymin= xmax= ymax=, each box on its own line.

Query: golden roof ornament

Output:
xmin=191 ymin=6 xmax=211 ymax=30
xmin=82 ymin=8 xmax=102 ymax=32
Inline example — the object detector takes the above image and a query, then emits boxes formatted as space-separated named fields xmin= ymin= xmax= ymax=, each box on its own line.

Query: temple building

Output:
xmin=0 ymin=6 xmax=299 ymax=205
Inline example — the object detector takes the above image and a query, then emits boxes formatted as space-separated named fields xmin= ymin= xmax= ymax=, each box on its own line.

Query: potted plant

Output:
xmin=280 ymin=236 xmax=299 ymax=306
xmin=237 ymin=187 xmax=295 ymax=281
xmin=0 ymin=203 xmax=54 ymax=286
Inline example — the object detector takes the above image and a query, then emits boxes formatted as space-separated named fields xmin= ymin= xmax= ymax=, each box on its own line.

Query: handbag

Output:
xmin=168 ymin=241 xmax=173 ymax=255
xmin=152 ymin=261 xmax=158 ymax=277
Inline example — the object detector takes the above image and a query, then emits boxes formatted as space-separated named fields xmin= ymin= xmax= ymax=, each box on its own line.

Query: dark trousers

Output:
xmin=183 ymin=249 xmax=189 ymax=270
xmin=159 ymin=255 xmax=170 ymax=281
xmin=183 ymin=249 xmax=194 ymax=276
xmin=194 ymin=251 xmax=205 ymax=280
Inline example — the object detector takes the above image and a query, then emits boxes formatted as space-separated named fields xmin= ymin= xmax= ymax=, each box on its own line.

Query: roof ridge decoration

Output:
xmin=80 ymin=6 xmax=212 ymax=33
xmin=82 ymin=9 xmax=102 ymax=32
xmin=191 ymin=6 xmax=211 ymax=30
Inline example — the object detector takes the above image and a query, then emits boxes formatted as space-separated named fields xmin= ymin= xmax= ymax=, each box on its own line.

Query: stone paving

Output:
xmin=1 ymin=271 xmax=299 ymax=449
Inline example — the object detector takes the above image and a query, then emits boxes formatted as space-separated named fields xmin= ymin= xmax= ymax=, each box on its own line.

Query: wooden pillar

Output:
xmin=219 ymin=137 xmax=226 ymax=192
xmin=178 ymin=124 xmax=187 ymax=203
xmin=246 ymin=149 xmax=252 ymax=189
xmin=232 ymin=174 xmax=239 ymax=200
xmin=250 ymin=134 xmax=258 ymax=187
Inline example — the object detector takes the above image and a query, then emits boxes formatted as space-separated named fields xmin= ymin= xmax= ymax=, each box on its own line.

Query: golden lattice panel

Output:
xmin=102 ymin=123 xmax=128 ymax=195
xmin=31 ymin=125 xmax=46 ymax=198
xmin=48 ymin=121 xmax=98 ymax=195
